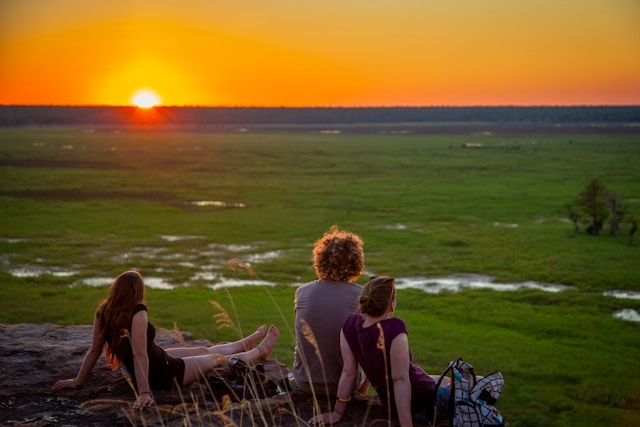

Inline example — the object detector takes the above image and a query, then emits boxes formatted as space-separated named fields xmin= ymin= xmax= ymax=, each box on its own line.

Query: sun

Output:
xmin=130 ymin=89 xmax=162 ymax=108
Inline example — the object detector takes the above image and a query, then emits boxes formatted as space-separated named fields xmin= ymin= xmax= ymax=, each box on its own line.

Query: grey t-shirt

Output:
xmin=293 ymin=279 xmax=362 ymax=386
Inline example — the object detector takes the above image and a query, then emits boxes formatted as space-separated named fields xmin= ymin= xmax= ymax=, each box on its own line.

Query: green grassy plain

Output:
xmin=1 ymin=126 xmax=639 ymax=426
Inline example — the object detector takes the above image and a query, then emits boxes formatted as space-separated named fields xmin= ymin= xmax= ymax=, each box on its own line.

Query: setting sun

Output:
xmin=130 ymin=89 xmax=162 ymax=108
xmin=1 ymin=1 xmax=638 ymax=106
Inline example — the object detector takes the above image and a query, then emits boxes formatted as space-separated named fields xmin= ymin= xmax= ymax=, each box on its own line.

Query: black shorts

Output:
xmin=148 ymin=356 xmax=186 ymax=390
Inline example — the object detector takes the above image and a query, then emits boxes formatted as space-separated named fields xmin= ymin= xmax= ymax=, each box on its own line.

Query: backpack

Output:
xmin=434 ymin=358 xmax=505 ymax=427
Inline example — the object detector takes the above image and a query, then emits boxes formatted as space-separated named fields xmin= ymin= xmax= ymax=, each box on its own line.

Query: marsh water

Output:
xmin=3 ymin=236 xmax=639 ymax=322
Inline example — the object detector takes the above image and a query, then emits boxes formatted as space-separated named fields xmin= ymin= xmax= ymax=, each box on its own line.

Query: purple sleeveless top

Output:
xmin=342 ymin=314 xmax=436 ymax=411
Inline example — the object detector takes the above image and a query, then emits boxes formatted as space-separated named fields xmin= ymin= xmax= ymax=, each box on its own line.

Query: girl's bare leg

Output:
xmin=235 ymin=324 xmax=279 ymax=364
xmin=181 ymin=353 xmax=228 ymax=385
xmin=207 ymin=324 xmax=266 ymax=354
xmin=165 ymin=324 xmax=266 ymax=358
xmin=166 ymin=346 xmax=209 ymax=358
xmin=180 ymin=325 xmax=279 ymax=385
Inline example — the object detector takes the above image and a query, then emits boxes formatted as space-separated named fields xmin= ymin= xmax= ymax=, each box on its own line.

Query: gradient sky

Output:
xmin=1 ymin=0 xmax=639 ymax=107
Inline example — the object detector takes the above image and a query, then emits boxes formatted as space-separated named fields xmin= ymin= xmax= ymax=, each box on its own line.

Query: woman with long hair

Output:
xmin=53 ymin=270 xmax=279 ymax=409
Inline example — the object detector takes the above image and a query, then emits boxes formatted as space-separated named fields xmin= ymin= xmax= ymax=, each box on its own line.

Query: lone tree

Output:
xmin=566 ymin=179 xmax=636 ymax=241
xmin=567 ymin=178 xmax=610 ymax=235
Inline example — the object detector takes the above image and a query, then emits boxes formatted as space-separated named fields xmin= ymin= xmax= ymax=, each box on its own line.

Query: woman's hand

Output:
xmin=308 ymin=411 xmax=341 ymax=425
xmin=52 ymin=378 xmax=80 ymax=390
xmin=133 ymin=392 xmax=154 ymax=409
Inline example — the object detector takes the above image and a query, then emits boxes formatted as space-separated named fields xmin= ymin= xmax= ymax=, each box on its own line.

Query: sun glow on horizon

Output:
xmin=130 ymin=89 xmax=162 ymax=108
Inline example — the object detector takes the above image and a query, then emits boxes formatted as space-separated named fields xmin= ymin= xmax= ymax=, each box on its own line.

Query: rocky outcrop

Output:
xmin=0 ymin=323 xmax=397 ymax=426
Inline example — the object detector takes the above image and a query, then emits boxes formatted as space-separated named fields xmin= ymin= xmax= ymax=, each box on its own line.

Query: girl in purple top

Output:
xmin=309 ymin=276 xmax=441 ymax=427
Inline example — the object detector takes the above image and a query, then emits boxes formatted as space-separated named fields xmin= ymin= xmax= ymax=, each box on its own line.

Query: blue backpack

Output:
xmin=434 ymin=358 xmax=505 ymax=427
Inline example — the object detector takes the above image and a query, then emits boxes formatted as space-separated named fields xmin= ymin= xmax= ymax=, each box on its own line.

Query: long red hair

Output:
xmin=96 ymin=270 xmax=145 ymax=369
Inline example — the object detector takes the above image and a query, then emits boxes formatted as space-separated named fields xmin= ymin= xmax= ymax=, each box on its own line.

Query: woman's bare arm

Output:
xmin=52 ymin=315 xmax=104 ymax=390
xmin=308 ymin=330 xmax=357 ymax=424
xmin=390 ymin=332 xmax=413 ymax=427
xmin=130 ymin=310 xmax=153 ymax=408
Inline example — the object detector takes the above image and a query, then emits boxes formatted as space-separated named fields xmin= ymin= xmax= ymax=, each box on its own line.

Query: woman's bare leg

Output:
xmin=165 ymin=324 xmax=266 ymax=358
xmin=180 ymin=325 xmax=279 ymax=386
xmin=181 ymin=353 xmax=228 ymax=385
xmin=207 ymin=324 xmax=266 ymax=355
xmin=234 ymin=324 xmax=279 ymax=364
xmin=166 ymin=346 xmax=209 ymax=358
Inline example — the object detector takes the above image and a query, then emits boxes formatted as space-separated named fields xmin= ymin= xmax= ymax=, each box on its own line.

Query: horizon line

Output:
xmin=2 ymin=104 xmax=640 ymax=109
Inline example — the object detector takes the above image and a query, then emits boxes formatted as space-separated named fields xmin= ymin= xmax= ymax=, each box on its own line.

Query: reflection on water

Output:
xmin=395 ymin=274 xmax=573 ymax=293
xmin=603 ymin=290 xmax=640 ymax=300
xmin=9 ymin=266 xmax=80 ymax=278
xmin=244 ymin=251 xmax=282 ymax=263
xmin=72 ymin=276 xmax=176 ymax=289
xmin=385 ymin=223 xmax=408 ymax=230
xmin=613 ymin=309 xmax=640 ymax=322
xmin=190 ymin=201 xmax=247 ymax=208
xmin=3 ymin=237 xmax=639 ymax=322
xmin=191 ymin=271 xmax=218 ymax=281
xmin=9 ymin=267 xmax=45 ymax=278
xmin=142 ymin=277 xmax=176 ymax=290
xmin=72 ymin=277 xmax=112 ymax=287
xmin=160 ymin=235 xmax=205 ymax=242
xmin=207 ymin=278 xmax=275 ymax=291
xmin=493 ymin=222 xmax=518 ymax=228
xmin=0 ymin=238 xmax=27 ymax=243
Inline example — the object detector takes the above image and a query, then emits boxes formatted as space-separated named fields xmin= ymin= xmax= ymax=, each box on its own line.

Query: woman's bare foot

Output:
xmin=256 ymin=325 xmax=279 ymax=360
xmin=242 ymin=324 xmax=267 ymax=351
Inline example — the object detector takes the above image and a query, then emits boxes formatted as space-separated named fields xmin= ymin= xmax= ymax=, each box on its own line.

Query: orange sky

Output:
xmin=1 ymin=0 xmax=639 ymax=107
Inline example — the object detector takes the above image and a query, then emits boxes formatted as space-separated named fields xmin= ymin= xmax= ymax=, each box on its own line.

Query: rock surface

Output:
xmin=0 ymin=323 xmax=399 ymax=426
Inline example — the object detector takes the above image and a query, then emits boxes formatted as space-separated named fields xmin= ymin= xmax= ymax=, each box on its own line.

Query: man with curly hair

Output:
xmin=292 ymin=225 xmax=367 ymax=397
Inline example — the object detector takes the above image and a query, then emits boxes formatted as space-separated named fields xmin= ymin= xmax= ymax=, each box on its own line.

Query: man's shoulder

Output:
xmin=295 ymin=279 xmax=319 ymax=293
xmin=345 ymin=281 xmax=362 ymax=289
xmin=296 ymin=279 xmax=361 ymax=300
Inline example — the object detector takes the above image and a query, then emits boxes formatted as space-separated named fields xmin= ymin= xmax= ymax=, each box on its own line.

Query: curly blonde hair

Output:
xmin=313 ymin=225 xmax=364 ymax=282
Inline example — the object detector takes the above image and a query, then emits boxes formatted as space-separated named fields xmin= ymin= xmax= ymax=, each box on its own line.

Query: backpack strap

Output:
xmin=448 ymin=364 xmax=456 ymax=425
xmin=432 ymin=359 xmax=457 ymax=427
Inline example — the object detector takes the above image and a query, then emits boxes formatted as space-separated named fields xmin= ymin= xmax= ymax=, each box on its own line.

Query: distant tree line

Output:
xmin=566 ymin=178 xmax=637 ymax=245
xmin=0 ymin=105 xmax=639 ymax=127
